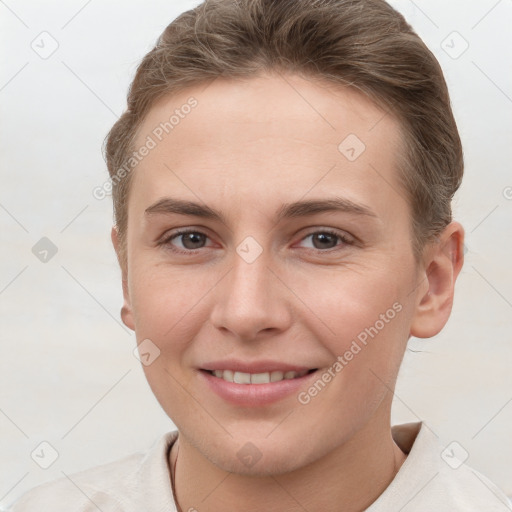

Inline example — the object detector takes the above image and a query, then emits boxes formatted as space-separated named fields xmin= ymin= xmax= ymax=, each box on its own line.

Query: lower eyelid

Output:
xmin=160 ymin=229 xmax=353 ymax=253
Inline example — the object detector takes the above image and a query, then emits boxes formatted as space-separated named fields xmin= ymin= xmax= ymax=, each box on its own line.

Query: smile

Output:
xmin=205 ymin=368 xmax=316 ymax=384
xmin=199 ymin=367 xmax=320 ymax=406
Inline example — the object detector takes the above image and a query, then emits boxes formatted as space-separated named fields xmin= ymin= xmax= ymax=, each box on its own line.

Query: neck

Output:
xmin=169 ymin=408 xmax=406 ymax=512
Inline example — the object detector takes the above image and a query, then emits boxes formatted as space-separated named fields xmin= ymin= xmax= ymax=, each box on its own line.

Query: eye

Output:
xmin=160 ymin=229 xmax=212 ymax=254
xmin=159 ymin=227 xmax=355 ymax=255
xmin=297 ymin=229 xmax=354 ymax=251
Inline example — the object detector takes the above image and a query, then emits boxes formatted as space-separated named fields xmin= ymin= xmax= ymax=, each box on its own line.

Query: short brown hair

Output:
xmin=103 ymin=0 xmax=463 ymax=267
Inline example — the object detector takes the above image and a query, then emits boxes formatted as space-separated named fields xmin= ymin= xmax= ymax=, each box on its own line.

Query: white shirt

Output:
xmin=7 ymin=422 xmax=512 ymax=511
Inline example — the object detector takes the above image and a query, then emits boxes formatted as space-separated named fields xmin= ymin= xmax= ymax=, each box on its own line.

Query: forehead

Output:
xmin=131 ymin=73 xmax=406 ymax=220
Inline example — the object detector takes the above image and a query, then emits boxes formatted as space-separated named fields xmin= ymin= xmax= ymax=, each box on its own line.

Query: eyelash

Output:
xmin=159 ymin=228 xmax=354 ymax=255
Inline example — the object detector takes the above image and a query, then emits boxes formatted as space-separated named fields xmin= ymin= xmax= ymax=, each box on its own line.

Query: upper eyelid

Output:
xmin=161 ymin=227 xmax=354 ymax=248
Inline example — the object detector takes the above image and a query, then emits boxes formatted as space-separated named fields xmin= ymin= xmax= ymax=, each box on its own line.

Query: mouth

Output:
xmin=201 ymin=368 xmax=318 ymax=384
xmin=198 ymin=366 xmax=322 ymax=406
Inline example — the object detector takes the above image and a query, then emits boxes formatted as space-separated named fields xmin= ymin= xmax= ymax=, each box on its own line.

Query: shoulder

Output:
xmin=8 ymin=452 xmax=144 ymax=512
xmin=369 ymin=422 xmax=512 ymax=511
xmin=426 ymin=461 xmax=512 ymax=511
xmin=7 ymin=431 xmax=179 ymax=512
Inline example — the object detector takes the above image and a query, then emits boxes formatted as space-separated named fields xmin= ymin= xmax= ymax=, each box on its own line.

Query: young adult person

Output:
xmin=10 ymin=0 xmax=511 ymax=510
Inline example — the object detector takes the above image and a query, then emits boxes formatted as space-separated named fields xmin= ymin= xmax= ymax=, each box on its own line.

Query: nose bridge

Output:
xmin=210 ymin=244 xmax=291 ymax=338
xmin=233 ymin=245 xmax=272 ymax=300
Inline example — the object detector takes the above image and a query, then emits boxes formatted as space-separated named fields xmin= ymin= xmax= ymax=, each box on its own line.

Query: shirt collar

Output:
xmin=137 ymin=429 xmax=179 ymax=511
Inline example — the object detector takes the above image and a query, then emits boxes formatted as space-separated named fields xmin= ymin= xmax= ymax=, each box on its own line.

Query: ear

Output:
xmin=410 ymin=221 xmax=465 ymax=338
xmin=111 ymin=226 xmax=135 ymax=331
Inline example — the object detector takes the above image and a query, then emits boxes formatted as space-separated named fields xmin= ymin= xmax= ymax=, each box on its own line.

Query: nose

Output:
xmin=209 ymin=249 xmax=293 ymax=341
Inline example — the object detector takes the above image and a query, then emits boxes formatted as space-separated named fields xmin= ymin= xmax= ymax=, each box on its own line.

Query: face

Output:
xmin=116 ymin=73 xmax=431 ymax=475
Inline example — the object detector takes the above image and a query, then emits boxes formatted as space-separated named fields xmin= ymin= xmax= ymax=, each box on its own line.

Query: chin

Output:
xmin=219 ymin=451 xmax=307 ymax=477
xmin=198 ymin=434 xmax=314 ymax=477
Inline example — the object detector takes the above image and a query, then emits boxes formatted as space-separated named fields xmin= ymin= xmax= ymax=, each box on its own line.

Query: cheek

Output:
xmin=128 ymin=263 xmax=213 ymax=350
xmin=297 ymin=282 xmax=409 ymax=430
xmin=300 ymin=263 xmax=406 ymax=341
xmin=129 ymin=267 xmax=203 ymax=412
xmin=296 ymin=262 xmax=413 ymax=402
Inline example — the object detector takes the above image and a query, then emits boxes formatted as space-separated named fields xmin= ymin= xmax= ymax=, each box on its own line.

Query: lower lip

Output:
xmin=198 ymin=369 xmax=319 ymax=406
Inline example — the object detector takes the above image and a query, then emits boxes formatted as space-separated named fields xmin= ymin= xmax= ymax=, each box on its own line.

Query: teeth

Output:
xmin=210 ymin=369 xmax=310 ymax=384
xmin=234 ymin=371 xmax=251 ymax=384
xmin=250 ymin=372 xmax=271 ymax=384
xmin=270 ymin=371 xmax=284 ymax=382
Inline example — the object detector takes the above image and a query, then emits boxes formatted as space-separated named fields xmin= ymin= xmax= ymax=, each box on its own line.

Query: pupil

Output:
xmin=183 ymin=232 xmax=205 ymax=249
xmin=314 ymin=233 xmax=337 ymax=249
xmin=180 ymin=233 xmax=337 ymax=250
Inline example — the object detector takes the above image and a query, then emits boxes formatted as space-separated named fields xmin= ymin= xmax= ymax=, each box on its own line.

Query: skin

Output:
xmin=111 ymin=73 xmax=464 ymax=511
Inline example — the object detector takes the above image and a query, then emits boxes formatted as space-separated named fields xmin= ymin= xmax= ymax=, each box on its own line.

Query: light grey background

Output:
xmin=1 ymin=0 xmax=511 ymax=507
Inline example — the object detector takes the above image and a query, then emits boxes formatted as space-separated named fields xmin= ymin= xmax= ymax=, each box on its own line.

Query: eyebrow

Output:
xmin=144 ymin=196 xmax=378 ymax=223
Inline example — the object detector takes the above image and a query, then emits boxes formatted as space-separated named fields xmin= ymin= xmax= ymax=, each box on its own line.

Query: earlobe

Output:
xmin=409 ymin=222 xmax=465 ymax=339
xmin=120 ymin=301 xmax=135 ymax=331
xmin=120 ymin=277 xmax=135 ymax=331
xmin=111 ymin=226 xmax=135 ymax=331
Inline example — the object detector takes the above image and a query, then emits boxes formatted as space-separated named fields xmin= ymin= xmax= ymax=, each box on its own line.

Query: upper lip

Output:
xmin=200 ymin=359 xmax=316 ymax=374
